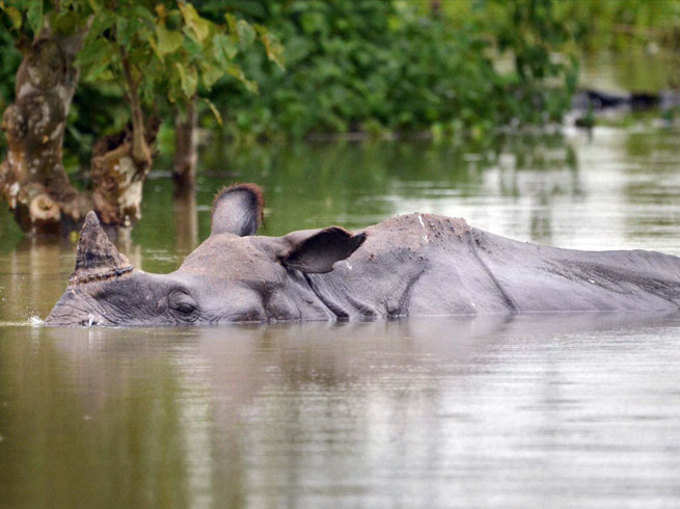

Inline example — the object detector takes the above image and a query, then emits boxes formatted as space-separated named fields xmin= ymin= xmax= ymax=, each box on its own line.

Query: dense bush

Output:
xmin=0 ymin=0 xmax=580 ymax=156
xmin=215 ymin=0 xmax=578 ymax=141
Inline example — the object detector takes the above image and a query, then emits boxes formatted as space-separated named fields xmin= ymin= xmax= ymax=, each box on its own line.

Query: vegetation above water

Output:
xmin=2 ymin=1 xmax=679 ymax=153
xmin=215 ymin=0 xmax=578 ymax=142
xmin=0 ymin=0 xmax=579 ymax=154
xmin=0 ymin=0 xmax=679 ymax=234
xmin=1 ymin=1 xmax=678 ymax=150
xmin=0 ymin=0 xmax=280 ymax=232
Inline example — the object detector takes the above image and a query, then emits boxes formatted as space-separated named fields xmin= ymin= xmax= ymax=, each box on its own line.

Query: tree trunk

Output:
xmin=0 ymin=26 xmax=91 ymax=234
xmin=173 ymin=96 xmax=198 ymax=192
xmin=89 ymin=50 xmax=158 ymax=227
xmin=89 ymin=117 xmax=159 ymax=226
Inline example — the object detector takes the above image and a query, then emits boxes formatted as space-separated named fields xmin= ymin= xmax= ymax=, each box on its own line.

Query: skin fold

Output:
xmin=46 ymin=183 xmax=680 ymax=327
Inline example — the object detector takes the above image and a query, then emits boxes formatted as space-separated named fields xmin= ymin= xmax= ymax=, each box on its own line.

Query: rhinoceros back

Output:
xmin=306 ymin=213 xmax=518 ymax=319
xmin=471 ymin=228 xmax=680 ymax=313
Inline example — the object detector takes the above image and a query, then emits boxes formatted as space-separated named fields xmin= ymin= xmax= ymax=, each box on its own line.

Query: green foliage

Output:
xmin=1 ymin=0 xmax=584 ymax=156
xmin=0 ymin=0 xmax=280 ymax=161
xmin=486 ymin=0 xmax=579 ymax=123
xmin=72 ymin=0 xmax=279 ymax=110
xmin=215 ymin=0 xmax=579 ymax=141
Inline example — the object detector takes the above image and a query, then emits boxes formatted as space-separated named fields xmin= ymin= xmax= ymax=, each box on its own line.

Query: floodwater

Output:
xmin=2 ymin=126 xmax=680 ymax=508
xmin=3 ymin=72 xmax=680 ymax=507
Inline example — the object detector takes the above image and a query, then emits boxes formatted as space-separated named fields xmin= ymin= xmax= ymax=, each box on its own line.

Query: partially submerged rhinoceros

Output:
xmin=46 ymin=183 xmax=680 ymax=326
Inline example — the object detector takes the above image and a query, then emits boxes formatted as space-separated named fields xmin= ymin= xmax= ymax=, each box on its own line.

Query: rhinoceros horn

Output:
xmin=69 ymin=211 xmax=133 ymax=286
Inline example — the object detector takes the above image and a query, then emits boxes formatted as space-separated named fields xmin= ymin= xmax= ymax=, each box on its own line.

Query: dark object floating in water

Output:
xmin=573 ymin=88 xmax=680 ymax=113
xmin=571 ymin=88 xmax=680 ymax=128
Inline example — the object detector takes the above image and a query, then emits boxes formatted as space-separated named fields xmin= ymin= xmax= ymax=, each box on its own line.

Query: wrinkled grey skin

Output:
xmin=47 ymin=184 xmax=680 ymax=327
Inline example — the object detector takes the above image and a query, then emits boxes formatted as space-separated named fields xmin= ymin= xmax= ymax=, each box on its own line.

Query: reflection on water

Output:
xmin=1 ymin=125 xmax=680 ymax=507
xmin=3 ymin=313 xmax=680 ymax=508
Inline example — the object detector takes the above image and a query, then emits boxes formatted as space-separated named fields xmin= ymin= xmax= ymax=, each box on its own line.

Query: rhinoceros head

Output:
xmin=46 ymin=184 xmax=366 ymax=326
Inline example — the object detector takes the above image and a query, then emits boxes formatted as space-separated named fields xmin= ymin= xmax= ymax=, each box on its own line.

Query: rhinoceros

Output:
xmin=46 ymin=183 xmax=680 ymax=326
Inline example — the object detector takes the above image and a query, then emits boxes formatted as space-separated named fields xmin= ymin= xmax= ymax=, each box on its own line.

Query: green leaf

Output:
xmin=236 ymin=19 xmax=256 ymax=46
xmin=27 ymin=0 xmax=43 ymax=33
xmin=130 ymin=5 xmax=154 ymax=23
xmin=77 ymin=37 xmax=110 ymax=69
xmin=156 ymin=25 xmax=183 ymax=56
xmin=86 ymin=58 xmax=113 ymax=81
xmin=199 ymin=61 xmax=223 ymax=89
xmin=115 ymin=15 xmax=132 ymax=46
xmin=1 ymin=3 xmax=22 ymax=30
xmin=300 ymin=11 xmax=326 ymax=35
xmin=174 ymin=63 xmax=186 ymax=91
xmin=202 ymin=97 xmax=222 ymax=126
xmin=255 ymin=25 xmax=285 ymax=70
xmin=178 ymin=2 xmax=211 ymax=42
xmin=213 ymin=33 xmax=237 ymax=63
xmin=87 ymin=0 xmax=101 ymax=12
xmin=53 ymin=9 xmax=87 ymax=34
xmin=226 ymin=63 xmax=257 ymax=93
xmin=225 ymin=13 xmax=237 ymax=41
xmin=78 ymin=37 xmax=113 ymax=82
xmin=147 ymin=34 xmax=161 ymax=60
xmin=175 ymin=62 xmax=197 ymax=97
xmin=88 ymin=14 xmax=113 ymax=39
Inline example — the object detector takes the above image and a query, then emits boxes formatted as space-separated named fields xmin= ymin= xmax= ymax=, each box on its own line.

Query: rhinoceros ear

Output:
xmin=69 ymin=211 xmax=133 ymax=285
xmin=211 ymin=183 xmax=264 ymax=236
xmin=280 ymin=227 xmax=367 ymax=274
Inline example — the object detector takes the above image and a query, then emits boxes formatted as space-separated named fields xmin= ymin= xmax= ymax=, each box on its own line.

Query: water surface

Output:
xmin=2 ymin=125 xmax=680 ymax=507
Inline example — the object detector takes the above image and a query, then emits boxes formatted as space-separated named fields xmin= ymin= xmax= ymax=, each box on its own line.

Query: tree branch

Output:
xmin=119 ymin=46 xmax=150 ymax=169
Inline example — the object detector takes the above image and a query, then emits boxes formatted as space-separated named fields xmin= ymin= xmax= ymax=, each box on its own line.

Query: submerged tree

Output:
xmin=0 ymin=0 xmax=281 ymax=234
xmin=0 ymin=4 xmax=90 ymax=233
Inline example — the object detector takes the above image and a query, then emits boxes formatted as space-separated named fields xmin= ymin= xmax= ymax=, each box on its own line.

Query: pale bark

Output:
xmin=0 ymin=25 xmax=91 ymax=234
xmin=90 ymin=118 xmax=158 ymax=226
xmin=1 ymin=26 xmax=162 ymax=233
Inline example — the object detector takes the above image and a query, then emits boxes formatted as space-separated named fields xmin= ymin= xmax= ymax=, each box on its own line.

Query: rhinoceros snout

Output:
xmin=45 ymin=290 xmax=109 ymax=327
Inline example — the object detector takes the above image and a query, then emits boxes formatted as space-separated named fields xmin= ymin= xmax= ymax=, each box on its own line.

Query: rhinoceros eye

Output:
xmin=168 ymin=290 xmax=198 ymax=320
xmin=175 ymin=301 xmax=196 ymax=314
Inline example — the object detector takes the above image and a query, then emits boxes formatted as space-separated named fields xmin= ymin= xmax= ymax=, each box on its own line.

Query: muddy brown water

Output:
xmin=2 ymin=125 xmax=680 ymax=508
